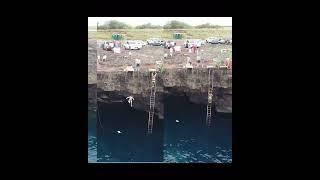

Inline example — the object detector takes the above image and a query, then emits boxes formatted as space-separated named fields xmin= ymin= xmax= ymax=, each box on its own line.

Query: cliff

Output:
xmin=95 ymin=68 xmax=232 ymax=118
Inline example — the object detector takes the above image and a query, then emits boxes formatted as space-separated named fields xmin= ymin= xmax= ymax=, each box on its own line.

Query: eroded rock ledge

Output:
xmin=91 ymin=68 xmax=232 ymax=118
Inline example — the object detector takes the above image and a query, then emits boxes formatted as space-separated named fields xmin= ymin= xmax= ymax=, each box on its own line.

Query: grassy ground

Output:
xmin=89 ymin=28 xmax=232 ymax=40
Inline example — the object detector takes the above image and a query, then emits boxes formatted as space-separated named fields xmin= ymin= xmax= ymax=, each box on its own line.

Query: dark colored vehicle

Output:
xmin=154 ymin=40 xmax=165 ymax=46
xmin=147 ymin=38 xmax=165 ymax=46
xmin=225 ymin=38 xmax=232 ymax=45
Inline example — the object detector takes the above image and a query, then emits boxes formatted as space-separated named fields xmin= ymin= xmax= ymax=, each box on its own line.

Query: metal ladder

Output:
xmin=206 ymin=69 xmax=214 ymax=127
xmin=147 ymin=72 xmax=157 ymax=134
xmin=206 ymin=87 xmax=213 ymax=127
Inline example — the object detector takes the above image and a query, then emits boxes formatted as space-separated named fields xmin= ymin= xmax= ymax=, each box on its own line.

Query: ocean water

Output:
xmin=88 ymin=111 xmax=97 ymax=162
xmin=163 ymin=95 xmax=232 ymax=163
xmin=88 ymin=95 xmax=232 ymax=163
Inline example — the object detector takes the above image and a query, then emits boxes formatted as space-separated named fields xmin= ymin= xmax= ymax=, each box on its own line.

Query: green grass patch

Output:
xmin=89 ymin=28 xmax=231 ymax=40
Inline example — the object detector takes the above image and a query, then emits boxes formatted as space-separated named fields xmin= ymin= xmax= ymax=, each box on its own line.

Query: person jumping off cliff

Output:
xmin=126 ymin=96 xmax=134 ymax=107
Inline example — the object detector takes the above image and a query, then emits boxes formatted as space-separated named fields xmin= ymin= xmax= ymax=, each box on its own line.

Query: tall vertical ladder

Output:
xmin=206 ymin=88 xmax=213 ymax=127
xmin=147 ymin=72 xmax=157 ymax=134
xmin=206 ymin=69 xmax=214 ymax=127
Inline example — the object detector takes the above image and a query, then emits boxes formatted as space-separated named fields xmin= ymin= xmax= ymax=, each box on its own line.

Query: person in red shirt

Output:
xmin=192 ymin=44 xmax=196 ymax=53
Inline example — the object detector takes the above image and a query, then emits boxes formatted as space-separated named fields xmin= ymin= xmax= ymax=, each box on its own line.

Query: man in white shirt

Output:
xmin=126 ymin=96 xmax=134 ymax=107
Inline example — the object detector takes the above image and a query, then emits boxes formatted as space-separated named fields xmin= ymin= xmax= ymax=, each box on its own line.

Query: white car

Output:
xmin=135 ymin=40 xmax=147 ymax=47
xmin=206 ymin=37 xmax=219 ymax=44
xmin=184 ymin=39 xmax=202 ymax=48
xmin=195 ymin=39 xmax=205 ymax=45
xmin=124 ymin=41 xmax=142 ymax=50
xmin=103 ymin=41 xmax=114 ymax=50
xmin=218 ymin=39 xmax=226 ymax=44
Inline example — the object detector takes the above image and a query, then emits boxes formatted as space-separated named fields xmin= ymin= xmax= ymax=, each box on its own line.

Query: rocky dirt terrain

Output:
xmin=97 ymin=40 xmax=232 ymax=72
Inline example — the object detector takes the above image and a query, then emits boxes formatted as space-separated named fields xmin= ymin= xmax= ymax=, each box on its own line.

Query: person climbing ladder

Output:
xmin=151 ymin=72 xmax=157 ymax=86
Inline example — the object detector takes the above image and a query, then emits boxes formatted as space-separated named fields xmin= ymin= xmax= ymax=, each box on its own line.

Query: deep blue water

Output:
xmin=88 ymin=111 xmax=97 ymax=162
xmin=88 ymin=95 xmax=232 ymax=163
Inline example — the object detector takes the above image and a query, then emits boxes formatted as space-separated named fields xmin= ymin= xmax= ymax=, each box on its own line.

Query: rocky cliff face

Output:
xmin=88 ymin=84 xmax=97 ymax=111
xmin=94 ymin=68 xmax=232 ymax=118
xmin=88 ymin=38 xmax=97 ymax=84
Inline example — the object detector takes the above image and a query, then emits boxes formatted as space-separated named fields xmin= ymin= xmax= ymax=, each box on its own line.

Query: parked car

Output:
xmin=103 ymin=41 xmax=114 ymax=51
xmin=154 ymin=40 xmax=165 ymax=46
xmin=164 ymin=41 xmax=176 ymax=49
xmin=146 ymin=38 xmax=159 ymax=45
xmin=147 ymin=38 xmax=165 ymax=46
xmin=225 ymin=38 xmax=232 ymax=45
xmin=218 ymin=38 xmax=226 ymax=44
xmin=184 ymin=39 xmax=202 ymax=48
xmin=159 ymin=40 xmax=166 ymax=46
xmin=135 ymin=40 xmax=147 ymax=47
xmin=124 ymin=41 xmax=142 ymax=50
xmin=194 ymin=39 xmax=205 ymax=45
xmin=206 ymin=37 xmax=219 ymax=44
